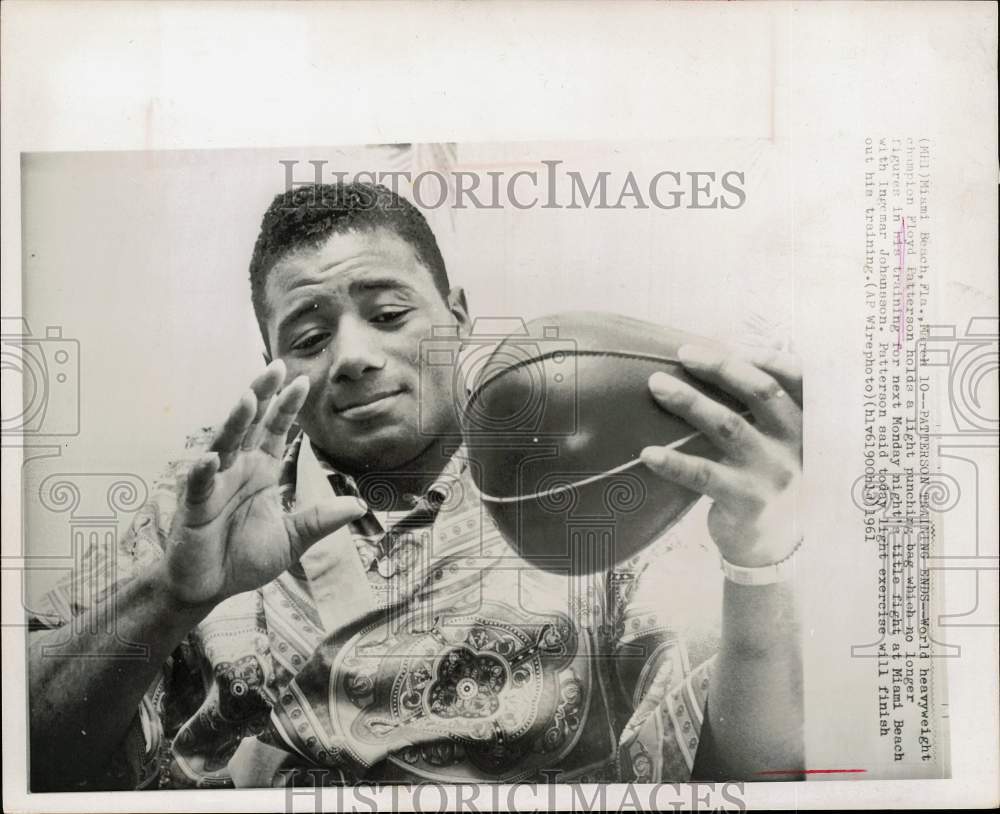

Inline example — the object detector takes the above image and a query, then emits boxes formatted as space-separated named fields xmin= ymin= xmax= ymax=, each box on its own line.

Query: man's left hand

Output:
xmin=640 ymin=343 xmax=803 ymax=568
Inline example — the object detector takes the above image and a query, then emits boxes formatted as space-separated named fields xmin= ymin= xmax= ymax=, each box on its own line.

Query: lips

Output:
xmin=333 ymin=388 xmax=405 ymax=419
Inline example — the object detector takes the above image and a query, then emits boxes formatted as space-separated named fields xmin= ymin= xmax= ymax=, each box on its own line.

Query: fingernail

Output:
xmin=639 ymin=446 xmax=663 ymax=465
xmin=649 ymin=371 xmax=677 ymax=393
xmin=677 ymin=344 xmax=717 ymax=367
xmin=199 ymin=451 xmax=220 ymax=469
xmin=354 ymin=498 xmax=368 ymax=513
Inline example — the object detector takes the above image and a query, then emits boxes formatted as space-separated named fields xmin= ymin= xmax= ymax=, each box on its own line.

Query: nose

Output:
xmin=328 ymin=315 xmax=386 ymax=383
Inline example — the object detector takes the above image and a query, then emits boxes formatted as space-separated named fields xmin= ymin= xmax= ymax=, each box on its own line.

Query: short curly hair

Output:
xmin=249 ymin=182 xmax=450 ymax=346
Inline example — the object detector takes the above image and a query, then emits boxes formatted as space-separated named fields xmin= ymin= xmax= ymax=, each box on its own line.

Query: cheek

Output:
xmin=420 ymin=357 xmax=462 ymax=411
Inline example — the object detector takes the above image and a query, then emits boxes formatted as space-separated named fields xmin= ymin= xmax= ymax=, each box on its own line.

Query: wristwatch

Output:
xmin=720 ymin=539 xmax=803 ymax=586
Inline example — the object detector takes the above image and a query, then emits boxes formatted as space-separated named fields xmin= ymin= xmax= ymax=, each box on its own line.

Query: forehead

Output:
xmin=264 ymin=227 xmax=434 ymax=308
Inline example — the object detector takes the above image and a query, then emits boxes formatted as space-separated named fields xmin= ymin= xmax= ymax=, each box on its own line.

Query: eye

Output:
xmin=291 ymin=332 xmax=330 ymax=354
xmin=371 ymin=307 xmax=413 ymax=325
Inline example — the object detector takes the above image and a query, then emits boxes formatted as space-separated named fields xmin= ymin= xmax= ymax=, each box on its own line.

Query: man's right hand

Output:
xmin=160 ymin=360 xmax=367 ymax=608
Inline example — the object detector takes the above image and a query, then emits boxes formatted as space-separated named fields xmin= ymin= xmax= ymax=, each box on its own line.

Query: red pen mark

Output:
xmin=896 ymin=216 xmax=908 ymax=350
xmin=755 ymin=769 xmax=867 ymax=776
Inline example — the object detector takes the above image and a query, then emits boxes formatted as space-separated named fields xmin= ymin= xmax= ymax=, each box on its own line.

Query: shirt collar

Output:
xmin=282 ymin=428 xmax=469 ymax=510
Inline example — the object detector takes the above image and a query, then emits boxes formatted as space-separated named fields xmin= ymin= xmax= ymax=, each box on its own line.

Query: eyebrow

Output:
xmin=277 ymin=300 xmax=324 ymax=339
xmin=347 ymin=275 xmax=417 ymax=296
xmin=275 ymin=275 xmax=418 ymax=341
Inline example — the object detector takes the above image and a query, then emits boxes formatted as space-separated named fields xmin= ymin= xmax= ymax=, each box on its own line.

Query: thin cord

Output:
xmin=465 ymin=428 xmax=703 ymax=504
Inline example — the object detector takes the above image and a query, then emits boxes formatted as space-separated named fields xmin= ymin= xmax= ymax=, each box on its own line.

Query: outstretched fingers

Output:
xmin=259 ymin=375 xmax=311 ymax=458
xmin=240 ymin=360 xmax=287 ymax=451
xmin=209 ymin=361 xmax=292 ymax=470
xmin=210 ymin=390 xmax=258 ymax=470
xmin=182 ymin=451 xmax=223 ymax=523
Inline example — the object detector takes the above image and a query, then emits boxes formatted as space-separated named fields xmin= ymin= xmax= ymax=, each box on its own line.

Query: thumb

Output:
xmin=284 ymin=497 xmax=368 ymax=561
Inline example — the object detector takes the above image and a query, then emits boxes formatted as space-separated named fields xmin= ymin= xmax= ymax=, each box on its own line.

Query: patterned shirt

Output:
xmin=31 ymin=428 xmax=721 ymax=790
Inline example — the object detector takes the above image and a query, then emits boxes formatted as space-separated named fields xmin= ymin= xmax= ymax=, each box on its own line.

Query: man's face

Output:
xmin=263 ymin=227 xmax=470 ymax=473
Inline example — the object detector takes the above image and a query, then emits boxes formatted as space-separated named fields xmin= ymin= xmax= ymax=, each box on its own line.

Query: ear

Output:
xmin=447 ymin=286 xmax=472 ymax=335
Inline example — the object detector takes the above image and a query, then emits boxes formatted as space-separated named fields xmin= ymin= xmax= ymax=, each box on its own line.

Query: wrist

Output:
xmin=720 ymin=538 xmax=802 ymax=586
xmin=143 ymin=561 xmax=218 ymax=623
xmin=719 ymin=533 xmax=802 ymax=568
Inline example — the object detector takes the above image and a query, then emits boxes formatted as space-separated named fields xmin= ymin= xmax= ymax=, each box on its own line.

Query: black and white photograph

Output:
xmin=19 ymin=141 xmax=808 ymax=792
xmin=2 ymin=2 xmax=996 ymax=812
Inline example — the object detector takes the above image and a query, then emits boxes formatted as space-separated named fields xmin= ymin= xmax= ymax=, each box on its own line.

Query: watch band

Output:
xmin=720 ymin=538 xmax=803 ymax=586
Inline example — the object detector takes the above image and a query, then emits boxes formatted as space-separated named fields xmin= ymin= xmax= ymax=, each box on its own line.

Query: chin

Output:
xmin=310 ymin=422 xmax=430 ymax=474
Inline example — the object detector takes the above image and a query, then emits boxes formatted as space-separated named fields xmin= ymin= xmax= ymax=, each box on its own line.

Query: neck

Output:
xmin=317 ymin=434 xmax=464 ymax=512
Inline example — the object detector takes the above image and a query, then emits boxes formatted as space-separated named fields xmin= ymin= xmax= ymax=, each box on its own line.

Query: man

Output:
xmin=29 ymin=182 xmax=803 ymax=790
